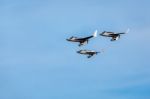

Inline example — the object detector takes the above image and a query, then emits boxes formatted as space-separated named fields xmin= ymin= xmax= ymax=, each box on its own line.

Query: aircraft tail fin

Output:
xmin=93 ymin=30 xmax=97 ymax=37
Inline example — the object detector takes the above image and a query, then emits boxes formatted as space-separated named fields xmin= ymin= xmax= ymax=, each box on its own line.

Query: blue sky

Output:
xmin=0 ymin=0 xmax=150 ymax=99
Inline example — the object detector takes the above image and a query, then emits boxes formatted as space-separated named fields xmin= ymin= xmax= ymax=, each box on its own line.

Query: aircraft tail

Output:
xmin=93 ymin=30 xmax=97 ymax=37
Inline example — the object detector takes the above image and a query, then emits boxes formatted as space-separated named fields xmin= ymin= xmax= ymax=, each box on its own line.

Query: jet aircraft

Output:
xmin=67 ymin=30 xmax=97 ymax=46
xmin=100 ymin=28 xmax=129 ymax=41
xmin=77 ymin=50 xmax=100 ymax=58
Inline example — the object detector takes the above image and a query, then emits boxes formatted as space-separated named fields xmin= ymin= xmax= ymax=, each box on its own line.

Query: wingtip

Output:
xmin=126 ymin=28 xmax=130 ymax=33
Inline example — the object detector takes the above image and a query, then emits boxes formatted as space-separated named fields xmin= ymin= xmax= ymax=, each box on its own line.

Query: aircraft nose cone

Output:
xmin=66 ymin=39 xmax=70 ymax=41
xmin=100 ymin=33 xmax=104 ymax=36
xmin=77 ymin=51 xmax=80 ymax=53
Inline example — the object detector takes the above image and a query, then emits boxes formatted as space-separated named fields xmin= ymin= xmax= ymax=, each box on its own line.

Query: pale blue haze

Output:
xmin=0 ymin=0 xmax=150 ymax=99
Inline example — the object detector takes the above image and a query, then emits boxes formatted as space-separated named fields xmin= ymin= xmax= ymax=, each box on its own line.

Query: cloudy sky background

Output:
xmin=0 ymin=0 xmax=150 ymax=99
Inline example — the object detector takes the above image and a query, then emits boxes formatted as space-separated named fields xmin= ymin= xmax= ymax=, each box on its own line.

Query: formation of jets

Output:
xmin=67 ymin=29 xmax=129 ymax=58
